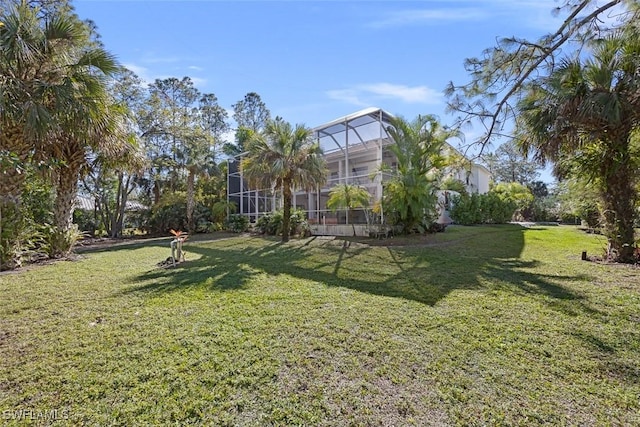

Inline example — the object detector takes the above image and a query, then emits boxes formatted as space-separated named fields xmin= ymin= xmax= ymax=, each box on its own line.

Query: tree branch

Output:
xmin=448 ymin=0 xmax=625 ymax=153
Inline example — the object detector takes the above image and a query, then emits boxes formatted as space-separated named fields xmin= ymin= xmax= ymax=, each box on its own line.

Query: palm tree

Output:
xmin=49 ymin=95 xmax=125 ymax=254
xmin=0 ymin=2 xmax=61 ymax=202
xmin=2 ymin=2 xmax=121 ymax=259
xmin=241 ymin=119 xmax=327 ymax=242
xmin=383 ymin=115 xmax=453 ymax=233
xmin=517 ymin=32 xmax=640 ymax=263
xmin=326 ymin=183 xmax=370 ymax=236
xmin=42 ymin=28 xmax=120 ymax=255
xmin=1 ymin=3 xmax=119 ymax=265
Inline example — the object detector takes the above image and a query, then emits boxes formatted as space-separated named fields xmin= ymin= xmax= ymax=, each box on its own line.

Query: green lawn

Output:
xmin=1 ymin=225 xmax=639 ymax=426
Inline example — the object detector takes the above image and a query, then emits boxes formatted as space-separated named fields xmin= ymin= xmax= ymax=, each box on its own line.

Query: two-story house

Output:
xmin=227 ymin=107 xmax=490 ymax=236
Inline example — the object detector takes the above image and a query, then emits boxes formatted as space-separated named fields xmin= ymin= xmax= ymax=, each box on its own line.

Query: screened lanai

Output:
xmin=302 ymin=107 xmax=396 ymax=228
xmin=227 ymin=107 xmax=398 ymax=232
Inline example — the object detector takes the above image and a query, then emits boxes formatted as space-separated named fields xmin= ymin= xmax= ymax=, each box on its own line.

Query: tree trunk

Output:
xmin=100 ymin=191 xmax=112 ymax=237
xmin=349 ymin=209 xmax=356 ymax=237
xmin=281 ymin=180 xmax=292 ymax=242
xmin=153 ymin=181 xmax=161 ymax=205
xmin=109 ymin=173 xmax=123 ymax=238
xmin=600 ymin=154 xmax=637 ymax=263
xmin=0 ymin=124 xmax=30 ymax=200
xmin=54 ymin=163 xmax=81 ymax=233
xmin=114 ymin=173 xmax=133 ymax=238
xmin=186 ymin=169 xmax=196 ymax=234
xmin=109 ymin=171 xmax=131 ymax=238
xmin=52 ymin=154 xmax=82 ymax=257
xmin=0 ymin=124 xmax=31 ymax=270
xmin=0 ymin=198 xmax=23 ymax=271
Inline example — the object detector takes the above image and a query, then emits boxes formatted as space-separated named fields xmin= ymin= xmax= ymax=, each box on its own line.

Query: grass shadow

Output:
xmin=75 ymin=232 xmax=240 ymax=254
xmin=124 ymin=225 xmax=595 ymax=310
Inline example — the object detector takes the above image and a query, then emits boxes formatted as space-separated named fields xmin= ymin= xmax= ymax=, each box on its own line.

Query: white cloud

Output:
xmin=188 ymin=65 xmax=204 ymax=71
xmin=365 ymin=1 xmax=584 ymax=32
xmin=326 ymin=89 xmax=369 ymax=107
xmin=368 ymin=7 xmax=488 ymax=28
xmin=359 ymin=83 xmax=442 ymax=104
xmin=327 ymin=83 xmax=443 ymax=106
xmin=122 ymin=63 xmax=155 ymax=86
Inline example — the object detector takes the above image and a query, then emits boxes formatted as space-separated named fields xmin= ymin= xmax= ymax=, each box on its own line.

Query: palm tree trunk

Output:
xmin=54 ymin=164 xmax=81 ymax=233
xmin=0 ymin=124 xmax=30 ymax=201
xmin=0 ymin=198 xmax=24 ymax=271
xmin=0 ymin=124 xmax=30 ymax=270
xmin=282 ymin=181 xmax=292 ymax=242
xmin=600 ymin=159 xmax=637 ymax=263
xmin=51 ymin=154 xmax=82 ymax=257
xmin=349 ymin=208 xmax=356 ymax=237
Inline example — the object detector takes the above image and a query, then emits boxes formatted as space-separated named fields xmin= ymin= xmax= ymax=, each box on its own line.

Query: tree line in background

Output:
xmin=2 ymin=0 xmax=639 ymax=269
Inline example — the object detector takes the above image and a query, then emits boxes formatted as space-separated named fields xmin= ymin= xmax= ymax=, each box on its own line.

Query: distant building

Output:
xmin=227 ymin=107 xmax=491 ymax=236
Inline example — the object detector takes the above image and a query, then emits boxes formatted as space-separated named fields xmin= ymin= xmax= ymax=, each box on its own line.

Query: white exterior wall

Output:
xmin=472 ymin=164 xmax=491 ymax=194
xmin=446 ymin=164 xmax=491 ymax=195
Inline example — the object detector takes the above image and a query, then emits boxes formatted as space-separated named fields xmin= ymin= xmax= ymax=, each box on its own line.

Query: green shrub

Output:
xmin=148 ymin=192 xmax=211 ymax=235
xmin=127 ymin=208 xmax=152 ymax=234
xmin=73 ymin=209 xmax=99 ymax=236
xmin=22 ymin=175 xmax=54 ymax=225
xmin=254 ymin=209 xmax=309 ymax=237
xmin=450 ymin=193 xmax=482 ymax=225
xmin=255 ymin=213 xmax=269 ymax=235
xmin=576 ymin=201 xmax=600 ymax=228
xmin=450 ymin=192 xmax=516 ymax=225
xmin=2 ymin=172 xmax=56 ymax=269
xmin=45 ymin=224 xmax=83 ymax=258
xmin=226 ymin=214 xmax=249 ymax=233
xmin=560 ymin=212 xmax=580 ymax=225
xmin=289 ymin=209 xmax=310 ymax=237
xmin=482 ymin=192 xmax=516 ymax=224
xmin=263 ymin=210 xmax=282 ymax=236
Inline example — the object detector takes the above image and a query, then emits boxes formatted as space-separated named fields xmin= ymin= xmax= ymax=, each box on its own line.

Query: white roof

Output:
xmin=75 ymin=195 xmax=147 ymax=211
xmin=313 ymin=107 xmax=395 ymax=154
xmin=312 ymin=107 xmax=394 ymax=134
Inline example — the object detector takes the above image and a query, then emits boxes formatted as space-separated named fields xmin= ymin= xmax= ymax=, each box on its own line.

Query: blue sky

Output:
xmin=73 ymin=0 xmax=572 ymax=180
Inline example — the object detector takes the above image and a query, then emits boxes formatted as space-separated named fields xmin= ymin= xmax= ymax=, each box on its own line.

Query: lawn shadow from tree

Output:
xmin=124 ymin=225 xmax=597 ymax=312
xmin=74 ymin=232 xmax=240 ymax=254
